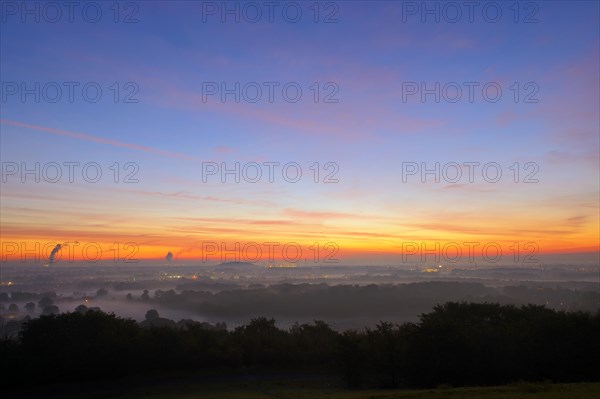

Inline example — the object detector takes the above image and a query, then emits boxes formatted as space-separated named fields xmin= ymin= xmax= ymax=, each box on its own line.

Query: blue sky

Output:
xmin=1 ymin=1 xmax=598 ymax=264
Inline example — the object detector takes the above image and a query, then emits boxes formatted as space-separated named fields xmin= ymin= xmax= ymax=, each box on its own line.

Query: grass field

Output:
xmin=117 ymin=382 xmax=600 ymax=399
xmin=13 ymin=379 xmax=600 ymax=399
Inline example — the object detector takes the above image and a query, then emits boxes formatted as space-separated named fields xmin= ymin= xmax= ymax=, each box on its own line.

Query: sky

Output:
xmin=1 ymin=1 xmax=599 ymax=266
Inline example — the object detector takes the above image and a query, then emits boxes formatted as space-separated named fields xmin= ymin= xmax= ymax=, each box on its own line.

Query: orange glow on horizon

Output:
xmin=1 ymin=236 xmax=598 ymax=264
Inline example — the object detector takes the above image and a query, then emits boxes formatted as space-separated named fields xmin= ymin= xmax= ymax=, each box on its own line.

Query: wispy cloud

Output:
xmin=1 ymin=119 xmax=201 ymax=161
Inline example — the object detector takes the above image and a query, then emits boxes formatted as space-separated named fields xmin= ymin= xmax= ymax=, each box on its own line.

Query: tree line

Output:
xmin=1 ymin=302 xmax=599 ymax=390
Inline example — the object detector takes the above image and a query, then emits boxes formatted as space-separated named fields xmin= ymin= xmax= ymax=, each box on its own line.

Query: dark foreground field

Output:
xmin=100 ymin=382 xmax=600 ymax=399
xmin=3 ymin=302 xmax=598 ymax=398
xmin=8 ymin=378 xmax=600 ymax=399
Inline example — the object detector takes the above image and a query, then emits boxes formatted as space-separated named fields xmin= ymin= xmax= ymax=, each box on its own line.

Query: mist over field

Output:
xmin=2 ymin=261 xmax=598 ymax=333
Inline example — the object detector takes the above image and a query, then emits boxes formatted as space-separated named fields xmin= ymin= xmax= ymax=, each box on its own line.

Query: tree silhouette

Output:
xmin=37 ymin=297 xmax=53 ymax=309
xmin=0 ymin=302 xmax=598 ymax=390
xmin=145 ymin=309 xmax=159 ymax=321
